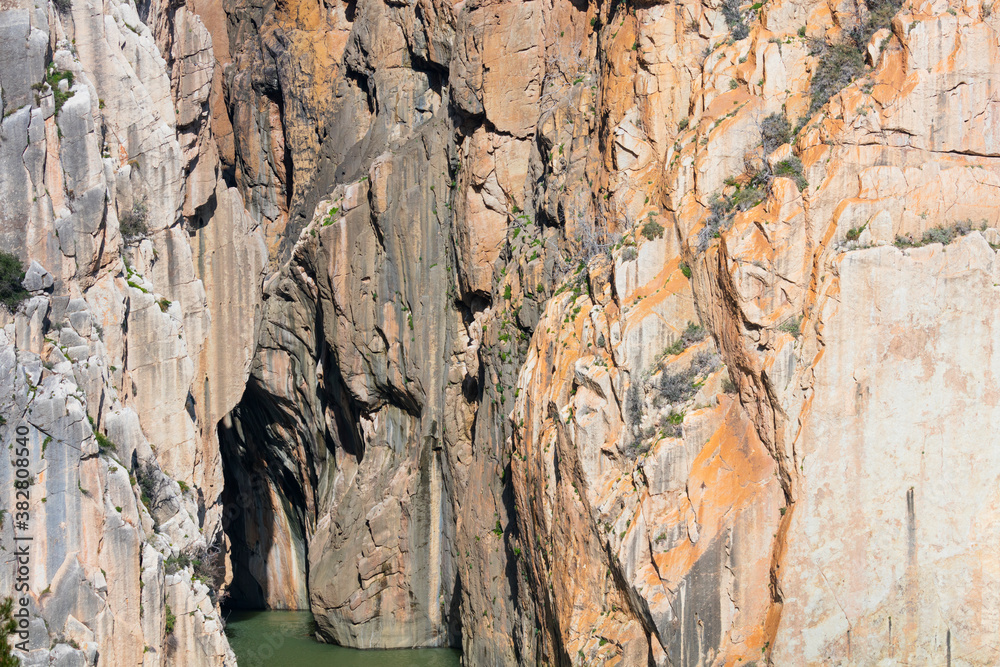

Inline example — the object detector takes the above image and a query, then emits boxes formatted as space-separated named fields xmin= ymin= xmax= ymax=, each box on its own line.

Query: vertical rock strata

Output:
xmin=3 ymin=0 xmax=1000 ymax=665
xmin=0 ymin=0 xmax=260 ymax=662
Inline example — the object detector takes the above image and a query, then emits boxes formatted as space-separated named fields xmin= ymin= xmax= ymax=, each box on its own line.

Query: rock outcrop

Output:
xmin=4 ymin=0 xmax=1000 ymax=664
xmin=0 ymin=0 xmax=261 ymax=662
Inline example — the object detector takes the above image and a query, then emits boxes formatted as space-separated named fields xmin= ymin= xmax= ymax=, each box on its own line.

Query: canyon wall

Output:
xmin=0 ymin=0 xmax=260 ymax=662
xmin=3 ymin=0 xmax=1000 ymax=665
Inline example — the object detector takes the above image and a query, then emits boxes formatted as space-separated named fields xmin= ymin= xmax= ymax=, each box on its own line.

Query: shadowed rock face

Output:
xmin=5 ymin=0 xmax=1000 ymax=664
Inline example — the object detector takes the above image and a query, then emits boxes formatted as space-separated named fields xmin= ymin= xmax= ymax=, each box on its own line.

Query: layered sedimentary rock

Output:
xmin=4 ymin=0 xmax=1000 ymax=665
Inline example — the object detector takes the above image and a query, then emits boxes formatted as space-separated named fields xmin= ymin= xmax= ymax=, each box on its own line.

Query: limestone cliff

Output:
xmin=2 ymin=0 xmax=1000 ymax=665
xmin=0 ymin=0 xmax=258 ymax=662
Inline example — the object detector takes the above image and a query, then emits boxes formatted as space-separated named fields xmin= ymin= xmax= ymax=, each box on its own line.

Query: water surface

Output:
xmin=224 ymin=610 xmax=462 ymax=667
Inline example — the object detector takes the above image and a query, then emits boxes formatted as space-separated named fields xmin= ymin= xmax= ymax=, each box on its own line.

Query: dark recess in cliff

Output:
xmin=219 ymin=379 xmax=313 ymax=610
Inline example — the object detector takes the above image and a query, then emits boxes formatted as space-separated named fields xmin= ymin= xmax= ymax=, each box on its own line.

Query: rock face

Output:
xmin=0 ymin=0 xmax=258 ymax=662
xmin=4 ymin=0 xmax=1000 ymax=665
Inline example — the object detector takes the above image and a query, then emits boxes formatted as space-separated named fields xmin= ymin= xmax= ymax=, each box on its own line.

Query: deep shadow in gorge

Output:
xmin=219 ymin=379 xmax=313 ymax=611
xmin=218 ymin=371 xmax=467 ymax=645
xmin=216 ymin=294 xmax=468 ymax=647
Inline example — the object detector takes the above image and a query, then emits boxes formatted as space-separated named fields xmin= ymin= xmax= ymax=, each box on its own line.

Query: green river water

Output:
xmin=224 ymin=610 xmax=462 ymax=667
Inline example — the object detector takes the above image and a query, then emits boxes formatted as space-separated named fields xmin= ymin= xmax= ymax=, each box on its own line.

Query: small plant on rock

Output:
xmin=658 ymin=351 xmax=721 ymax=403
xmin=39 ymin=65 xmax=76 ymax=116
xmin=722 ymin=0 xmax=751 ymax=39
xmin=663 ymin=321 xmax=708 ymax=357
xmin=0 ymin=597 xmax=17 ymax=667
xmin=808 ymin=0 xmax=903 ymax=113
xmin=641 ymin=220 xmax=665 ymax=241
xmin=894 ymin=220 xmax=981 ymax=248
xmin=119 ymin=200 xmax=149 ymax=240
xmin=134 ymin=460 xmax=160 ymax=515
xmin=809 ymin=42 xmax=866 ymax=114
xmin=773 ymin=157 xmax=808 ymax=190
xmin=845 ymin=224 xmax=866 ymax=242
xmin=164 ymin=605 xmax=176 ymax=635
xmin=760 ymin=113 xmax=791 ymax=154
xmin=778 ymin=315 xmax=802 ymax=338
xmin=698 ymin=172 xmax=767 ymax=252
xmin=94 ymin=430 xmax=118 ymax=456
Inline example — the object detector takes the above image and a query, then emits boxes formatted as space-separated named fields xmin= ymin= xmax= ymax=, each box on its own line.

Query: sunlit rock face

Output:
xmin=0 ymin=0 xmax=261 ymax=662
xmin=4 ymin=0 xmax=1000 ymax=664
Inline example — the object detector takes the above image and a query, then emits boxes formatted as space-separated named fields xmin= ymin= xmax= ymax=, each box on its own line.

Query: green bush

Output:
xmin=134 ymin=461 xmax=159 ymax=513
xmin=44 ymin=65 xmax=75 ymax=115
xmin=894 ymin=220 xmax=981 ymax=248
xmin=809 ymin=42 xmax=866 ymax=114
xmin=663 ymin=321 xmax=708 ymax=357
xmin=164 ymin=553 xmax=191 ymax=575
xmin=94 ymin=430 xmax=118 ymax=456
xmin=778 ymin=316 xmax=802 ymax=338
xmin=727 ymin=181 xmax=767 ymax=211
xmin=924 ymin=226 xmax=960 ymax=245
xmin=322 ymin=205 xmax=340 ymax=227
xmin=773 ymin=157 xmax=808 ymax=190
xmin=626 ymin=345 xmax=719 ymax=454
xmin=701 ymin=155 xmax=808 ymax=253
xmin=856 ymin=0 xmax=904 ymax=45
xmin=0 ymin=252 xmax=28 ymax=311
xmin=657 ymin=351 xmax=720 ymax=403
xmin=165 ymin=605 xmax=176 ymax=635
xmin=698 ymin=173 xmax=767 ymax=252
xmin=641 ymin=220 xmax=665 ymax=241
xmin=0 ymin=597 xmax=17 ymax=667
xmin=664 ymin=339 xmax=685 ymax=356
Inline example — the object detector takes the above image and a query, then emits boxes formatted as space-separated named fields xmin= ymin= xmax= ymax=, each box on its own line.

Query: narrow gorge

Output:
xmin=1 ymin=0 xmax=999 ymax=664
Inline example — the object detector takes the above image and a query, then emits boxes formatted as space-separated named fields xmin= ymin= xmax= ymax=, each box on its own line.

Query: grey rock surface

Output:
xmin=22 ymin=261 xmax=53 ymax=292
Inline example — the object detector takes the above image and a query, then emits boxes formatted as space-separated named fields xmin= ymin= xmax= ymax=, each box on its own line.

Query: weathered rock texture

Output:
xmin=216 ymin=0 xmax=1000 ymax=663
xmin=5 ymin=0 xmax=1000 ymax=664
xmin=0 ymin=0 xmax=261 ymax=662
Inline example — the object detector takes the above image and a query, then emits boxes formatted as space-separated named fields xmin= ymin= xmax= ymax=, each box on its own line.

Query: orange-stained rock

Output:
xmin=10 ymin=0 xmax=1000 ymax=664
